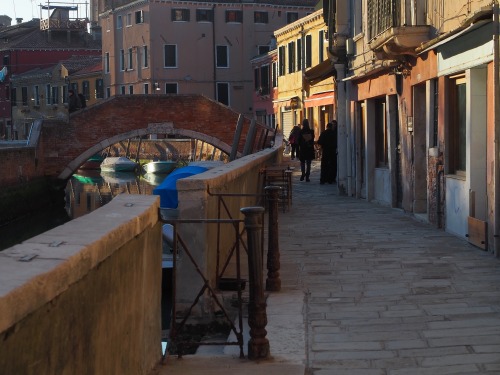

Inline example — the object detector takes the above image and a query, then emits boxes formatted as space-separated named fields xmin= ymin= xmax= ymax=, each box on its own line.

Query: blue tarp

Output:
xmin=153 ymin=166 xmax=208 ymax=208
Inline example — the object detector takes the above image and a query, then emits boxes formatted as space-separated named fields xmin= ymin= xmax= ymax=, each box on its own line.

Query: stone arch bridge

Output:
xmin=38 ymin=95 xmax=274 ymax=182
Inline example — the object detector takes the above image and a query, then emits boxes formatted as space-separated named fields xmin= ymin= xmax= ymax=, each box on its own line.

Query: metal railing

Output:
xmin=367 ymin=0 xmax=401 ymax=41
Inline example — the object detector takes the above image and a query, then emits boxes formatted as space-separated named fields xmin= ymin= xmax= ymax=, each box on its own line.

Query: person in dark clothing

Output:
xmin=317 ymin=121 xmax=338 ymax=184
xmin=298 ymin=118 xmax=315 ymax=182
xmin=78 ymin=93 xmax=87 ymax=108
xmin=288 ymin=125 xmax=301 ymax=160
xmin=68 ymin=89 xmax=81 ymax=113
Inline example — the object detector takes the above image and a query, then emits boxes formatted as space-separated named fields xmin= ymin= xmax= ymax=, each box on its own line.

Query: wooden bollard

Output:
xmin=240 ymin=206 xmax=270 ymax=360
xmin=265 ymin=186 xmax=281 ymax=292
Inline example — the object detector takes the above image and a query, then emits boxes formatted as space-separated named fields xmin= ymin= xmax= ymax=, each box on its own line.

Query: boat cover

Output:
xmin=153 ymin=165 xmax=208 ymax=208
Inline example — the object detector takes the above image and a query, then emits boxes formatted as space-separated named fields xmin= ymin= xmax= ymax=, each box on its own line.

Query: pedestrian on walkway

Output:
xmin=317 ymin=121 xmax=338 ymax=184
xmin=288 ymin=125 xmax=301 ymax=160
xmin=298 ymin=118 xmax=315 ymax=182
xmin=68 ymin=90 xmax=81 ymax=113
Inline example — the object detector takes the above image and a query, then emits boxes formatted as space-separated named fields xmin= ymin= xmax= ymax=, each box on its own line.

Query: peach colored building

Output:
xmin=98 ymin=0 xmax=317 ymax=118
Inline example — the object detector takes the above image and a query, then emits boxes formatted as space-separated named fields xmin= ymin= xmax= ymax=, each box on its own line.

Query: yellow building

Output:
xmin=274 ymin=9 xmax=336 ymax=140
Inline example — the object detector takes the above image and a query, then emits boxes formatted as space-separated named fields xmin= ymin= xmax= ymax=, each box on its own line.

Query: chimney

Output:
xmin=16 ymin=18 xmax=23 ymax=24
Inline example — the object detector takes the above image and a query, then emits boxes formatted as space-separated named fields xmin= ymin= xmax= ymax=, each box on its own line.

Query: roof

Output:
xmin=0 ymin=19 xmax=101 ymax=50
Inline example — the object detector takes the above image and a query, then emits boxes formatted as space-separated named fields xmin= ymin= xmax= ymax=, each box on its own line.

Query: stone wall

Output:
xmin=0 ymin=195 xmax=162 ymax=375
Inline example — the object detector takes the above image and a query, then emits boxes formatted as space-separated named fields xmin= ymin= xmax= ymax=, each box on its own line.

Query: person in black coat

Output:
xmin=317 ymin=121 xmax=338 ymax=184
xmin=68 ymin=89 xmax=81 ymax=113
xmin=298 ymin=118 xmax=315 ymax=182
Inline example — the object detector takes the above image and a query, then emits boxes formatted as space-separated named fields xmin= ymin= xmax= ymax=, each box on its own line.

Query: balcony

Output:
xmin=367 ymin=0 xmax=430 ymax=59
xmin=39 ymin=4 xmax=88 ymax=31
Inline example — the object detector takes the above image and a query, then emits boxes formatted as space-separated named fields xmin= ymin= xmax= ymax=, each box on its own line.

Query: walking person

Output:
xmin=298 ymin=119 xmax=315 ymax=182
xmin=317 ymin=121 xmax=338 ymax=184
xmin=68 ymin=89 xmax=81 ymax=113
xmin=288 ymin=125 xmax=301 ymax=160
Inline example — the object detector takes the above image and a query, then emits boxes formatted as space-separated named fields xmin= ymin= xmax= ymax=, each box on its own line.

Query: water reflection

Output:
xmin=65 ymin=169 xmax=162 ymax=220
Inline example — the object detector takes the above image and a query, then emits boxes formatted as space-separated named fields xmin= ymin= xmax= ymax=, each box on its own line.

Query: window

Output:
xmin=216 ymin=82 xmax=229 ymax=106
xmin=164 ymin=44 xmax=177 ymax=68
xmin=305 ymin=35 xmax=312 ymax=68
xmin=117 ymin=15 xmax=122 ymax=29
xmin=258 ymin=45 xmax=270 ymax=55
xmin=165 ymin=83 xmax=178 ymax=94
xmin=119 ymin=49 xmax=125 ymax=71
xmin=3 ymin=54 xmax=9 ymax=67
xmin=353 ymin=0 xmax=363 ymax=36
xmin=216 ymin=45 xmax=229 ymax=68
xmin=51 ymin=86 xmax=59 ymax=105
xmin=272 ymin=61 xmax=277 ymax=87
xmin=95 ymin=79 xmax=104 ymax=99
xmin=128 ymin=47 xmax=133 ymax=70
xmin=172 ymin=9 xmax=190 ymax=21
xmin=135 ymin=10 xmax=144 ymax=24
xmin=260 ymin=65 xmax=270 ymax=95
xmin=33 ymin=85 xmax=40 ymax=106
xmin=449 ymin=75 xmax=466 ymax=173
xmin=104 ymin=52 xmax=110 ymax=73
xmin=286 ymin=12 xmax=298 ymax=24
xmin=278 ymin=46 xmax=286 ymax=76
xmin=45 ymin=84 xmax=51 ymax=105
xmin=11 ymin=87 xmax=16 ymax=106
xmin=21 ymin=87 xmax=28 ymax=106
xmin=142 ymin=45 xmax=148 ymax=68
xmin=288 ymin=41 xmax=295 ymax=74
xmin=226 ymin=10 xmax=242 ymax=23
xmin=82 ymin=81 xmax=90 ymax=100
xmin=374 ymin=97 xmax=388 ymax=168
xmin=126 ymin=13 xmax=132 ymax=26
xmin=62 ymin=85 xmax=68 ymax=103
xmin=120 ymin=86 xmax=126 ymax=95
xmin=70 ymin=82 xmax=78 ymax=94
xmin=254 ymin=11 xmax=268 ymax=24
xmin=319 ymin=30 xmax=324 ymax=62
xmin=196 ymin=9 xmax=213 ymax=22
xmin=432 ymin=79 xmax=438 ymax=147
xmin=128 ymin=85 xmax=134 ymax=94
xmin=144 ymin=83 xmax=149 ymax=94
xmin=106 ymin=87 xmax=111 ymax=98
xmin=254 ymin=68 xmax=259 ymax=91
xmin=297 ymin=38 xmax=302 ymax=70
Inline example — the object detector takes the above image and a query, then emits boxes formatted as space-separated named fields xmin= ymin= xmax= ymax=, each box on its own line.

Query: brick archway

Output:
xmin=40 ymin=95 xmax=274 ymax=181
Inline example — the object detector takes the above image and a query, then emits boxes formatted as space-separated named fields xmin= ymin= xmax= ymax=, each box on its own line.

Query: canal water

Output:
xmin=1 ymin=167 xmax=173 ymax=330
xmin=0 ymin=169 xmax=160 ymax=251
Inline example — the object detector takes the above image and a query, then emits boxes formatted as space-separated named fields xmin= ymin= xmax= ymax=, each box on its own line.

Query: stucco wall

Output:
xmin=170 ymin=146 xmax=281 ymax=318
xmin=0 ymin=195 xmax=162 ymax=375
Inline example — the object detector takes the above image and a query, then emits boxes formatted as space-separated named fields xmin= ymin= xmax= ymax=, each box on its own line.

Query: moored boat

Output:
xmin=79 ymin=153 xmax=105 ymax=170
xmin=142 ymin=160 xmax=177 ymax=174
xmin=100 ymin=157 xmax=138 ymax=172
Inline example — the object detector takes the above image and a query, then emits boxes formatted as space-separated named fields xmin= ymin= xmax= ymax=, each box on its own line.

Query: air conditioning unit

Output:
xmin=346 ymin=38 xmax=354 ymax=56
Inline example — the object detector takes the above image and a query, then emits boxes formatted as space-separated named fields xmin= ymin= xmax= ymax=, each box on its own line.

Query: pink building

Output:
xmin=251 ymin=48 xmax=277 ymax=129
xmin=99 ymin=0 xmax=316 ymax=118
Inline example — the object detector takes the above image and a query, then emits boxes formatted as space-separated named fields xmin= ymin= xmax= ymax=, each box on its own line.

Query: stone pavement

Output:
xmin=159 ymin=160 xmax=500 ymax=375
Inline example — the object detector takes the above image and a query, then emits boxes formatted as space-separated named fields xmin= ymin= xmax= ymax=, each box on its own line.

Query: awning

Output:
xmin=304 ymin=91 xmax=335 ymax=108
xmin=304 ymin=60 xmax=336 ymax=85
xmin=272 ymin=96 xmax=299 ymax=110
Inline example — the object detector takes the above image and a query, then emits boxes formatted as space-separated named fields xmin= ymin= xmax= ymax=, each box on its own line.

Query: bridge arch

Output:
xmin=61 ymin=124 xmax=234 ymax=180
xmin=40 ymin=95 xmax=274 ymax=181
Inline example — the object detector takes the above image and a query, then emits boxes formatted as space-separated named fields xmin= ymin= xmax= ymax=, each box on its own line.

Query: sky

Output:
xmin=5 ymin=0 xmax=87 ymax=24
xmin=5 ymin=0 xmax=40 ymax=23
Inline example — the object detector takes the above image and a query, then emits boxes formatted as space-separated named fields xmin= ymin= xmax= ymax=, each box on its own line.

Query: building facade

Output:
xmin=10 ymin=56 xmax=103 ymax=139
xmin=337 ymin=0 xmax=499 ymax=255
xmin=0 ymin=6 xmax=101 ymax=140
xmin=251 ymin=48 xmax=277 ymax=129
xmin=98 ymin=0 xmax=316 ymax=118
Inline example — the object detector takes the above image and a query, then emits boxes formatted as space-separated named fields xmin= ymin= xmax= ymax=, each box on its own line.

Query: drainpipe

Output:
xmin=494 ymin=0 xmax=500 ymax=257
xmin=212 ymin=4 xmax=216 ymax=100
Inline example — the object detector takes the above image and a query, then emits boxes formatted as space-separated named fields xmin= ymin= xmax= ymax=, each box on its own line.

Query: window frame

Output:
xmin=142 ymin=45 xmax=148 ymax=68
xmin=448 ymin=74 xmax=467 ymax=175
xmin=196 ymin=8 xmax=214 ymax=22
xmin=216 ymin=82 xmax=230 ymax=106
xmin=128 ymin=47 xmax=133 ymax=70
xmin=286 ymin=12 xmax=299 ymax=24
xmin=254 ymin=11 xmax=268 ymax=24
xmin=287 ymin=41 xmax=295 ymax=74
xmin=216 ymin=45 xmax=229 ymax=68
xmin=119 ymin=49 xmax=125 ymax=71
xmin=172 ymin=8 xmax=190 ymax=22
xmin=165 ymin=83 xmax=178 ymax=94
xmin=21 ymin=86 xmax=28 ymax=106
xmin=117 ymin=15 xmax=122 ymax=29
xmin=225 ymin=10 xmax=243 ymax=23
xmin=164 ymin=44 xmax=178 ymax=68
xmin=135 ymin=10 xmax=144 ymax=24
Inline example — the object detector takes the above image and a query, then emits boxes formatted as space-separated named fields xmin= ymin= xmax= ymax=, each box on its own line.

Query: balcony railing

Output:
xmin=368 ymin=0 xmax=401 ymax=41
